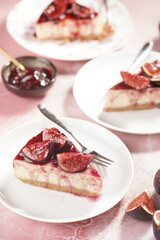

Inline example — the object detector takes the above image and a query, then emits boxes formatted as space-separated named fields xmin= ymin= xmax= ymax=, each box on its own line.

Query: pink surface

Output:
xmin=0 ymin=0 xmax=160 ymax=239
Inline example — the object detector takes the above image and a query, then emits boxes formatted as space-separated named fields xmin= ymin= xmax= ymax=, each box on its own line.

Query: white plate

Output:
xmin=0 ymin=118 xmax=133 ymax=223
xmin=73 ymin=51 xmax=160 ymax=134
xmin=6 ymin=0 xmax=133 ymax=61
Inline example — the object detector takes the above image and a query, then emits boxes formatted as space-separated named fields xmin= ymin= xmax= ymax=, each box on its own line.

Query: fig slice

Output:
xmin=43 ymin=127 xmax=61 ymax=140
xmin=142 ymin=60 xmax=160 ymax=77
xmin=43 ymin=128 xmax=77 ymax=153
xmin=22 ymin=140 xmax=54 ymax=164
xmin=43 ymin=128 xmax=67 ymax=151
xmin=126 ymin=189 xmax=155 ymax=220
xmin=57 ymin=152 xmax=95 ymax=173
xmin=71 ymin=2 xmax=94 ymax=18
xmin=153 ymin=210 xmax=160 ymax=240
xmin=44 ymin=1 xmax=68 ymax=19
xmin=120 ymin=71 xmax=150 ymax=90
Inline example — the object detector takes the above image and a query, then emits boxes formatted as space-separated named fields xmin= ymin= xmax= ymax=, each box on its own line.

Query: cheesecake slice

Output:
xmin=35 ymin=0 xmax=113 ymax=41
xmin=104 ymin=60 xmax=160 ymax=112
xmin=13 ymin=127 xmax=103 ymax=197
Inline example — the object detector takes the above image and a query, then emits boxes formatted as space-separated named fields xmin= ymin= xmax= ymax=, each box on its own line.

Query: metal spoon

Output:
xmin=0 ymin=46 xmax=26 ymax=72
xmin=128 ymin=41 xmax=153 ymax=73
xmin=98 ymin=41 xmax=153 ymax=105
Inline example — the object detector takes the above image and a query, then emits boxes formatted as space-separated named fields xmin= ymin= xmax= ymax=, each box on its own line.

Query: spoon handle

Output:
xmin=128 ymin=41 xmax=153 ymax=72
xmin=0 ymin=46 xmax=26 ymax=72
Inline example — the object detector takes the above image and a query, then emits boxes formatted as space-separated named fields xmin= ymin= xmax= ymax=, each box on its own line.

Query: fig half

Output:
xmin=22 ymin=140 xmax=54 ymax=164
xmin=44 ymin=1 xmax=68 ymax=19
xmin=43 ymin=128 xmax=77 ymax=153
xmin=57 ymin=152 xmax=95 ymax=173
xmin=153 ymin=210 xmax=160 ymax=240
xmin=71 ymin=2 xmax=93 ymax=18
xmin=126 ymin=189 xmax=155 ymax=220
xmin=142 ymin=60 xmax=160 ymax=77
xmin=120 ymin=71 xmax=150 ymax=90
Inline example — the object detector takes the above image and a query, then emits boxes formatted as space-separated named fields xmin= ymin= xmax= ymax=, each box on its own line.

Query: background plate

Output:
xmin=6 ymin=0 xmax=133 ymax=61
xmin=0 ymin=118 xmax=133 ymax=223
xmin=73 ymin=51 xmax=160 ymax=134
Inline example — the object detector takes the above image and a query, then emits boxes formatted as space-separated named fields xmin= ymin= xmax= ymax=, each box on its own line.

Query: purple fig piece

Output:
xmin=43 ymin=128 xmax=67 ymax=151
xmin=126 ymin=189 xmax=155 ymax=220
xmin=43 ymin=128 xmax=77 ymax=153
xmin=22 ymin=140 xmax=54 ymax=163
xmin=142 ymin=60 xmax=160 ymax=77
xmin=71 ymin=2 xmax=93 ymax=18
xmin=44 ymin=1 xmax=68 ymax=19
xmin=57 ymin=152 xmax=95 ymax=173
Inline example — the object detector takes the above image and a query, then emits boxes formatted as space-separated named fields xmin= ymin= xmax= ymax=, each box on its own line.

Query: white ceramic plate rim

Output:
xmin=6 ymin=0 xmax=133 ymax=61
xmin=73 ymin=51 xmax=160 ymax=134
xmin=0 ymin=118 xmax=133 ymax=223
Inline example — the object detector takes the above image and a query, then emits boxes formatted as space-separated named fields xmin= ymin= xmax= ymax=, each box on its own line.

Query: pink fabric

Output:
xmin=0 ymin=0 xmax=160 ymax=239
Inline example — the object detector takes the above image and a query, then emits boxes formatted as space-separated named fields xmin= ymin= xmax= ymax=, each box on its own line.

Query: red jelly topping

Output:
xmin=14 ymin=128 xmax=100 ymax=176
xmin=14 ymin=129 xmax=78 ymax=166
xmin=111 ymin=82 xmax=133 ymax=90
xmin=8 ymin=67 xmax=52 ymax=89
xmin=37 ymin=1 xmax=97 ymax=24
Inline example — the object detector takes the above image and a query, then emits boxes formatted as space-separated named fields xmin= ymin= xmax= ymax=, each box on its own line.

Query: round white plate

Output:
xmin=0 ymin=118 xmax=133 ymax=223
xmin=6 ymin=0 xmax=133 ymax=61
xmin=73 ymin=51 xmax=160 ymax=134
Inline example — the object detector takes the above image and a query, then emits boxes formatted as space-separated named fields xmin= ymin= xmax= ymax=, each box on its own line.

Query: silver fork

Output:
xmin=38 ymin=104 xmax=113 ymax=168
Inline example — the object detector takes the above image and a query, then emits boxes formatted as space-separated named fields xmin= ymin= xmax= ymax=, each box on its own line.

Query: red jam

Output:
xmin=8 ymin=67 xmax=52 ymax=89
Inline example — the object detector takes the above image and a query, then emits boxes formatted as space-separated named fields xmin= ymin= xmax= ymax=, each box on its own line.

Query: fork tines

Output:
xmin=92 ymin=157 xmax=110 ymax=168
xmin=95 ymin=152 xmax=114 ymax=163
xmin=91 ymin=151 xmax=114 ymax=163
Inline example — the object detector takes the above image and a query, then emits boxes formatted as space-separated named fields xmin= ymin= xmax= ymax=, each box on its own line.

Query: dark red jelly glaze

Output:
xmin=8 ymin=67 xmax=52 ymax=89
xmin=111 ymin=81 xmax=160 ymax=91
xmin=91 ymin=169 xmax=101 ymax=178
xmin=37 ymin=1 xmax=97 ymax=24
xmin=14 ymin=129 xmax=78 ymax=166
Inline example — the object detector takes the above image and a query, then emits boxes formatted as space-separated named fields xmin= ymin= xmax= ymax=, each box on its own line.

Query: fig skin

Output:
xmin=126 ymin=206 xmax=153 ymax=221
xmin=153 ymin=210 xmax=160 ymax=240
xmin=154 ymin=169 xmax=160 ymax=194
xmin=126 ymin=189 xmax=155 ymax=221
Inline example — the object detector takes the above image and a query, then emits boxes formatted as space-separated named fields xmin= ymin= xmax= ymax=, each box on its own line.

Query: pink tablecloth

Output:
xmin=0 ymin=0 xmax=160 ymax=239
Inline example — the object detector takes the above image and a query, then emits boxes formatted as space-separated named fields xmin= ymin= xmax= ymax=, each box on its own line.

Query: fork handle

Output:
xmin=38 ymin=104 xmax=84 ymax=149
